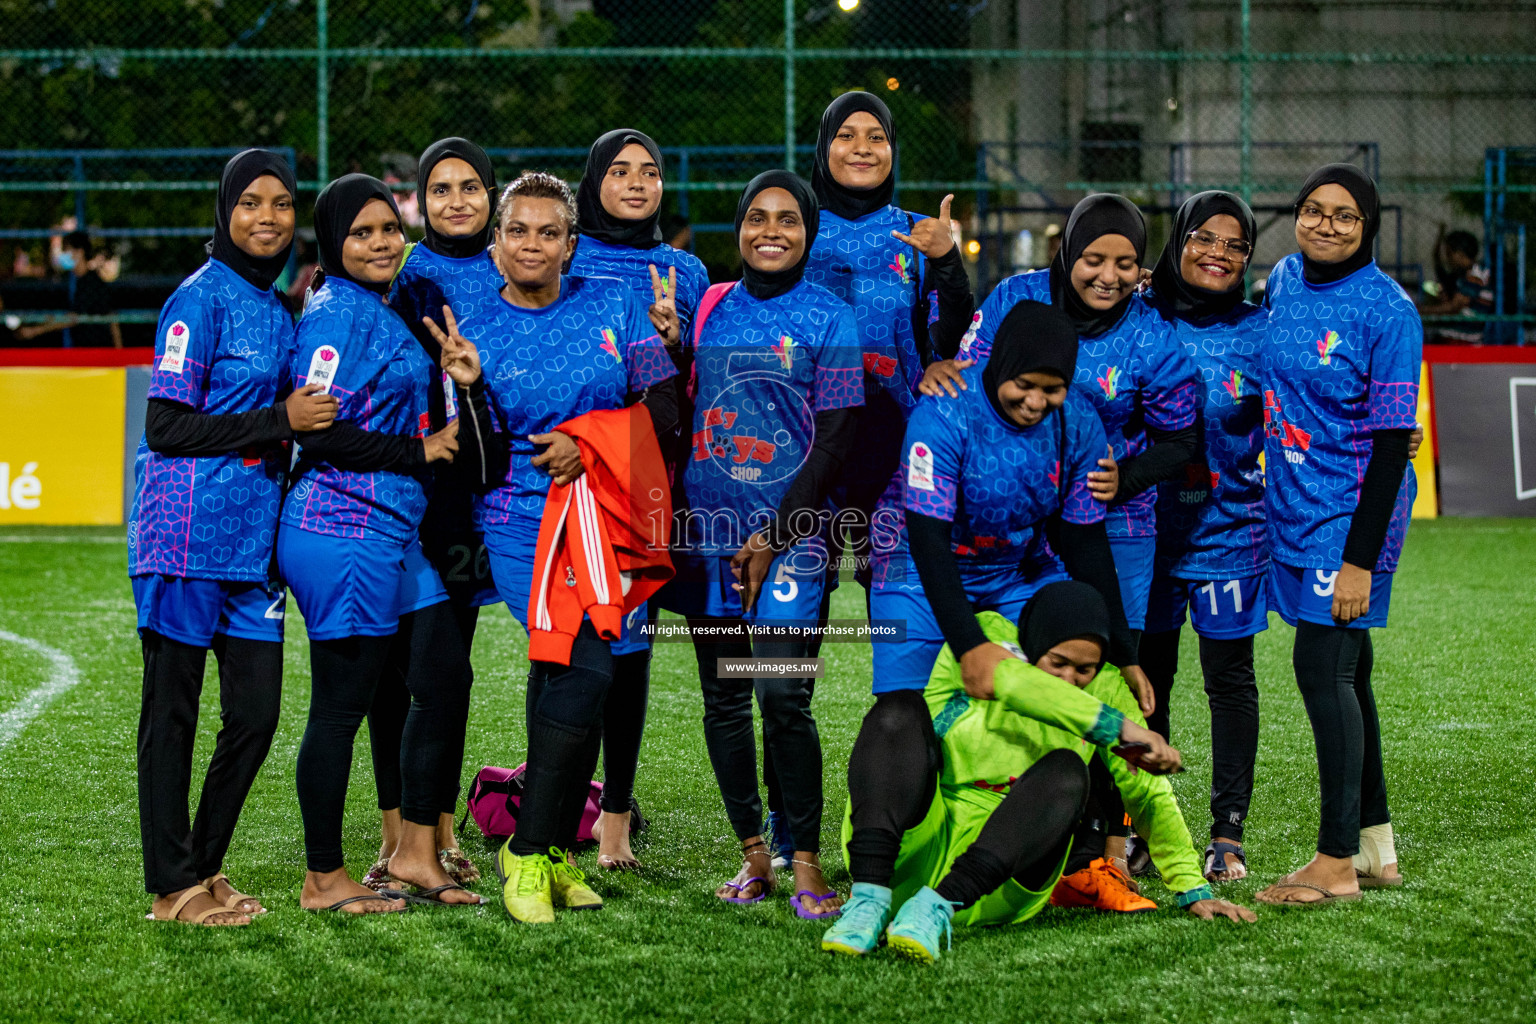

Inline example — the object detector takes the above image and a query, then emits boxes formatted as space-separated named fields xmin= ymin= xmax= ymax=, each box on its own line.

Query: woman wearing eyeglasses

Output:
xmin=1139 ymin=192 xmax=1268 ymax=884
xmin=1254 ymin=164 xmax=1419 ymax=906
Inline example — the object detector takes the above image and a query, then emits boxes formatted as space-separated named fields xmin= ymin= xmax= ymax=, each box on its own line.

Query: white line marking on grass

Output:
xmin=0 ymin=535 xmax=122 ymax=543
xmin=0 ymin=629 xmax=83 ymax=751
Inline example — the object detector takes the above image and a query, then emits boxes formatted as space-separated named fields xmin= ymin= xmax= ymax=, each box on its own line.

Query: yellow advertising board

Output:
xmin=0 ymin=368 xmax=127 ymax=525
xmin=1411 ymin=360 xmax=1437 ymax=518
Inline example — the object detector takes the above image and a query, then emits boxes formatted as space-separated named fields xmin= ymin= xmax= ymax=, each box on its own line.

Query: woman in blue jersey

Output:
xmin=1139 ymin=191 xmax=1268 ymax=882
xmin=663 ymin=171 xmax=862 ymax=918
xmin=570 ymin=128 xmax=708 ymax=870
xmin=952 ymin=195 xmax=1198 ymax=712
xmin=803 ymin=91 xmax=975 ymax=576
xmin=1255 ymin=164 xmax=1416 ymax=905
xmin=449 ymin=172 xmax=678 ymax=925
xmin=278 ymin=175 xmax=480 ymax=914
xmin=364 ymin=137 xmax=501 ymax=893
xmin=847 ymin=298 xmax=1155 ymax=921
xmin=131 ymin=150 xmax=337 ymax=927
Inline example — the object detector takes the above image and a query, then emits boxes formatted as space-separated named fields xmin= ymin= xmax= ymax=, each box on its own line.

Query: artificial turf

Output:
xmin=0 ymin=519 xmax=1532 ymax=1023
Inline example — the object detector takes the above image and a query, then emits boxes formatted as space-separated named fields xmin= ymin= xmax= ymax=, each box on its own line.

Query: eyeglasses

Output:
xmin=1187 ymin=229 xmax=1252 ymax=259
xmin=1297 ymin=204 xmax=1362 ymax=235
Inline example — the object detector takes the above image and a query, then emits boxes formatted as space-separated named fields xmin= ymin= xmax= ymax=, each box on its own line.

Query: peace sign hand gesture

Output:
xmin=648 ymin=264 xmax=682 ymax=348
xmin=892 ymin=193 xmax=956 ymax=259
xmin=423 ymin=305 xmax=481 ymax=386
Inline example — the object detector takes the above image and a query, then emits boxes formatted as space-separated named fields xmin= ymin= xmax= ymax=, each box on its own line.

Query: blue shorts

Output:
xmin=1108 ymin=535 xmax=1156 ymax=631
xmin=869 ymin=563 xmax=1068 ymax=694
xmin=1145 ymin=572 xmax=1269 ymax=639
xmin=278 ymin=526 xmax=444 ymax=641
xmin=132 ymin=575 xmax=286 ymax=647
xmin=661 ymin=547 xmax=828 ymax=627
xmin=398 ymin=539 xmax=452 ymax=616
xmin=1268 ymin=562 xmax=1394 ymax=630
xmin=484 ymin=520 xmax=649 ymax=656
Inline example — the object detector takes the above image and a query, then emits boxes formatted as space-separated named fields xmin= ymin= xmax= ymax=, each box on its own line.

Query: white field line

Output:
xmin=0 ymin=629 xmax=83 ymax=751
xmin=0 ymin=535 xmax=123 ymax=543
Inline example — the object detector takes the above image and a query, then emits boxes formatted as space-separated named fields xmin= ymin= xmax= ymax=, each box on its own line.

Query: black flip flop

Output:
xmin=396 ymin=883 xmax=484 ymax=906
xmin=309 ymin=892 xmax=407 ymax=913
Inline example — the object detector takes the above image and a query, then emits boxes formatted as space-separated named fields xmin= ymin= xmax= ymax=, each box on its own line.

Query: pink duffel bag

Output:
xmin=461 ymin=764 xmax=644 ymax=843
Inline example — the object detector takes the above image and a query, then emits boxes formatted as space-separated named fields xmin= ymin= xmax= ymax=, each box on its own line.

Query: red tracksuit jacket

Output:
xmin=527 ymin=404 xmax=673 ymax=664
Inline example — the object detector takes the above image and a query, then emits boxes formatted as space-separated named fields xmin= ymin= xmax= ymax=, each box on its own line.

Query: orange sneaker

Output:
xmin=1050 ymin=857 xmax=1157 ymax=913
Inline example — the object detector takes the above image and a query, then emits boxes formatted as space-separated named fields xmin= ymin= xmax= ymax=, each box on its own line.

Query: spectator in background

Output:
xmin=60 ymin=230 xmax=122 ymax=348
xmin=1422 ymin=228 xmax=1520 ymax=345
xmin=0 ymin=292 xmax=75 ymax=346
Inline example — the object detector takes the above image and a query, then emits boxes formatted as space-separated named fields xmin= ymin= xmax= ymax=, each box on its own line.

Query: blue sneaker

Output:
xmin=820 ymin=883 xmax=893 ymax=956
xmin=885 ymin=886 xmax=958 ymax=964
xmin=766 ymin=811 xmax=793 ymax=870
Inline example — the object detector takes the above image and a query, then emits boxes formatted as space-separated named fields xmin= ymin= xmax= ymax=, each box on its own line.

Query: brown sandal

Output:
xmin=201 ymin=873 xmax=265 ymax=915
xmin=147 ymin=885 xmax=250 ymax=926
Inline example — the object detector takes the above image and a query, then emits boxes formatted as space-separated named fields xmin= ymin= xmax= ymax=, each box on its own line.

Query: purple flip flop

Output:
xmin=719 ymin=877 xmax=772 ymax=904
xmin=793 ymin=889 xmax=842 ymax=920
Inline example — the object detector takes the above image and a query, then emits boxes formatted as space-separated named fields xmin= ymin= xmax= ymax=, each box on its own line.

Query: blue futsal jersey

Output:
xmin=1262 ymin=254 xmax=1421 ymax=573
xmin=464 ymin=275 xmax=676 ymax=527
xmin=804 ymin=206 xmax=933 ymax=414
xmin=676 ymin=278 xmax=864 ymax=558
xmin=872 ymin=369 xmax=1108 ymax=588
xmin=1148 ymin=297 xmax=1268 ymax=581
xmin=390 ymin=242 xmax=504 ymax=329
xmin=804 ymin=207 xmax=937 ymax=508
xmin=961 ymin=270 xmax=1198 ymax=539
xmin=570 ymin=235 xmax=710 ymax=338
xmin=129 ymin=259 xmax=296 ymax=582
xmin=282 ymin=277 xmax=435 ymax=545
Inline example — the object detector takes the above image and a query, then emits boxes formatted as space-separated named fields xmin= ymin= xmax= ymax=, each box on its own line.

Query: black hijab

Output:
xmin=207 ymin=148 xmax=298 ymax=291
xmin=982 ymin=299 xmax=1079 ymax=426
xmin=1048 ymin=193 xmax=1147 ymax=338
xmin=735 ymin=170 xmax=819 ymax=301
xmin=1293 ymin=162 xmax=1379 ymax=286
xmin=576 ymin=129 xmax=665 ymax=250
xmin=811 ymin=91 xmax=896 ymax=222
xmin=313 ymin=173 xmax=401 ymax=295
xmin=417 ymin=137 xmax=498 ymax=260
xmin=1018 ymin=580 xmax=1111 ymax=670
xmin=1150 ymin=190 xmax=1256 ymax=324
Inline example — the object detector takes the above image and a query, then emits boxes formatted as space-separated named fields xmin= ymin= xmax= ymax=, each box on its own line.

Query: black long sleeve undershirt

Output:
xmin=297 ymin=421 xmax=426 ymax=473
xmin=1055 ymin=519 xmax=1139 ymax=668
xmin=765 ymin=407 xmax=859 ymax=550
xmin=908 ymin=509 xmax=991 ymax=657
xmin=924 ymin=246 xmax=976 ymax=362
xmin=1342 ymin=427 xmax=1412 ymax=571
xmin=144 ymin=398 xmax=293 ymax=458
xmin=1112 ymin=422 xmax=1198 ymax=504
xmin=635 ymin=375 xmax=681 ymax=441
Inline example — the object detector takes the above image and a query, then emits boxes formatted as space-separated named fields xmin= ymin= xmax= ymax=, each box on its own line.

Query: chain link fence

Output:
xmin=2 ymin=0 xmax=1533 ymax=336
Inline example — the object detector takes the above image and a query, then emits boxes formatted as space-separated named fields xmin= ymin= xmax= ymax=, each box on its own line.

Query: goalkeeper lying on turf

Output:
xmin=823 ymin=580 xmax=1255 ymax=963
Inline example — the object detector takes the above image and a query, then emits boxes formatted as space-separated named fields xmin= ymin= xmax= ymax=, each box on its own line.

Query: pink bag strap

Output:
xmin=693 ymin=281 xmax=736 ymax=347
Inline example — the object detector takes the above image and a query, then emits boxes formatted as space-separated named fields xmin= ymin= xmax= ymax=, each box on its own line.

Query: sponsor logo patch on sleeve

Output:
xmin=306 ymin=345 xmax=341 ymax=393
xmin=907 ymin=441 xmax=935 ymax=491
xmin=161 ymin=320 xmax=190 ymax=374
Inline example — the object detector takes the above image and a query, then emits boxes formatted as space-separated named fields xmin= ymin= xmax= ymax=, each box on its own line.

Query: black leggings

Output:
xmin=691 ymin=619 xmax=823 ymax=851
xmin=367 ymin=600 xmax=480 ymax=814
xmin=1293 ymin=621 xmax=1389 ymax=858
xmin=1140 ymin=628 xmax=1260 ymax=843
xmin=598 ymin=649 xmax=651 ymax=815
xmin=296 ymin=602 xmax=473 ymax=873
xmin=506 ymin=620 xmax=615 ymax=857
xmin=137 ymin=630 xmax=282 ymax=895
xmin=844 ymin=691 xmax=1088 ymax=904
